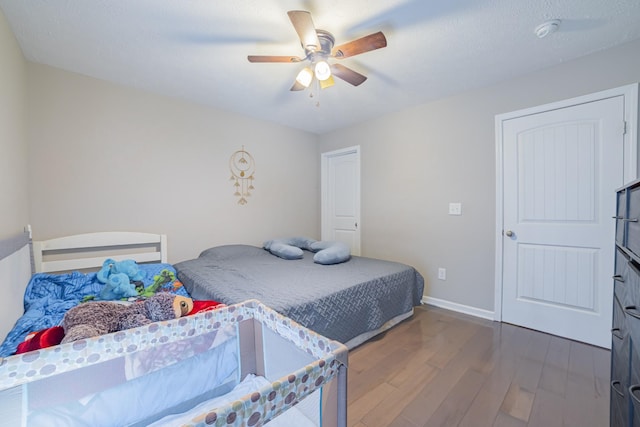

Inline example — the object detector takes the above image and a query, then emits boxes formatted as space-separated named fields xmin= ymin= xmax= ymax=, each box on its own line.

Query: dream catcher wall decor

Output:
xmin=229 ymin=146 xmax=255 ymax=205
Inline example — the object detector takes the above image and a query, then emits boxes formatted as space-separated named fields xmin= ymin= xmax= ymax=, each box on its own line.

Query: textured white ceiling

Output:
xmin=2 ymin=0 xmax=640 ymax=134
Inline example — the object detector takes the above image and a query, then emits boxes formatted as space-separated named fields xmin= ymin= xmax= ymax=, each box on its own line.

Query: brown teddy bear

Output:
xmin=61 ymin=293 xmax=194 ymax=343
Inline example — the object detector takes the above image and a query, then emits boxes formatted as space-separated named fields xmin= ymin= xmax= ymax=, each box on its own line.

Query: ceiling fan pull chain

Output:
xmin=314 ymin=79 xmax=321 ymax=107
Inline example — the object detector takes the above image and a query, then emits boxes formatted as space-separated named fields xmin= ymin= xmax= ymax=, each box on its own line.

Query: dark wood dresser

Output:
xmin=612 ymin=180 xmax=640 ymax=426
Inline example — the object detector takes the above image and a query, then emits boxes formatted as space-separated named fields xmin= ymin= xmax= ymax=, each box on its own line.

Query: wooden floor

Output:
xmin=347 ymin=304 xmax=610 ymax=427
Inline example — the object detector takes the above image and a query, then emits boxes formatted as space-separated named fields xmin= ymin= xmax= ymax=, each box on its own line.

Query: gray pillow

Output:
xmin=310 ymin=241 xmax=351 ymax=265
xmin=267 ymin=242 xmax=303 ymax=259
xmin=286 ymin=236 xmax=316 ymax=251
xmin=263 ymin=237 xmax=350 ymax=264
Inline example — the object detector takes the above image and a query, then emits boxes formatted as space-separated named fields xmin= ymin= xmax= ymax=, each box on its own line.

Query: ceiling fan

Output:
xmin=247 ymin=10 xmax=387 ymax=91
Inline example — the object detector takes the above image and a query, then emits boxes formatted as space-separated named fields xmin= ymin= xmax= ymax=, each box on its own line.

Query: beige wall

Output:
xmin=318 ymin=39 xmax=640 ymax=313
xmin=0 ymin=9 xmax=28 ymax=239
xmin=0 ymin=8 xmax=29 ymax=341
xmin=27 ymin=64 xmax=320 ymax=263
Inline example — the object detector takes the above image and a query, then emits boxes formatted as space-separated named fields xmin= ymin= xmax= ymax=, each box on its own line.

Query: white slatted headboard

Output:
xmin=33 ymin=232 xmax=167 ymax=273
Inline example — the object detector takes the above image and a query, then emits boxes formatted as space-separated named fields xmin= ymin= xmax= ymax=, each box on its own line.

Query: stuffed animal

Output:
xmin=97 ymin=258 xmax=145 ymax=284
xmin=16 ymin=326 xmax=65 ymax=354
xmin=138 ymin=269 xmax=177 ymax=297
xmin=93 ymin=258 xmax=146 ymax=301
xmin=61 ymin=293 xmax=193 ymax=344
xmin=99 ymin=272 xmax=139 ymax=300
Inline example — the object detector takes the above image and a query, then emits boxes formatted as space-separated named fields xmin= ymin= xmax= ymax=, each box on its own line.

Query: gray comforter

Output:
xmin=174 ymin=245 xmax=424 ymax=345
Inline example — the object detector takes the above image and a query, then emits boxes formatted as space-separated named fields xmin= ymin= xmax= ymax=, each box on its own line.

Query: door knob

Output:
xmin=505 ymin=230 xmax=514 ymax=237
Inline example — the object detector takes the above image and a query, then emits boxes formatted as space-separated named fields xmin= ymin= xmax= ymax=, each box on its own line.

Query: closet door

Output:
xmin=500 ymin=95 xmax=625 ymax=348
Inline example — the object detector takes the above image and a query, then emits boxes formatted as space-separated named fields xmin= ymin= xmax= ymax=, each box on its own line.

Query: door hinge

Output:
xmin=623 ymin=120 xmax=628 ymax=135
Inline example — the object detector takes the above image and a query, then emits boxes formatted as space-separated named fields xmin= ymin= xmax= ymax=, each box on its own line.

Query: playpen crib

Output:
xmin=0 ymin=299 xmax=348 ymax=426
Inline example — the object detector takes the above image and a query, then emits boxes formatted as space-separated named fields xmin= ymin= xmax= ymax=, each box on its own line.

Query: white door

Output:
xmin=500 ymin=95 xmax=626 ymax=348
xmin=321 ymin=146 xmax=361 ymax=255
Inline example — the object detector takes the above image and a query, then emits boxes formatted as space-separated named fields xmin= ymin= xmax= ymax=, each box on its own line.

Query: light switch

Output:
xmin=449 ymin=202 xmax=462 ymax=215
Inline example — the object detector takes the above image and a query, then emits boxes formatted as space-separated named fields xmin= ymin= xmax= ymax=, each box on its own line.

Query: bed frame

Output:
xmin=1 ymin=230 xmax=169 ymax=350
xmin=33 ymin=231 xmax=167 ymax=273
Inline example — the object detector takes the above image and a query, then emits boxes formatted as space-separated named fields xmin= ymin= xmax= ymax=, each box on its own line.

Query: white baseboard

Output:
xmin=421 ymin=296 xmax=495 ymax=321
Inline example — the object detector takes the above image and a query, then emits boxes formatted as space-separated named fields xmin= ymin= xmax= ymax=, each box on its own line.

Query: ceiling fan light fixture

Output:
xmin=295 ymin=67 xmax=314 ymax=87
xmin=314 ymin=60 xmax=331 ymax=81
xmin=319 ymin=75 xmax=335 ymax=89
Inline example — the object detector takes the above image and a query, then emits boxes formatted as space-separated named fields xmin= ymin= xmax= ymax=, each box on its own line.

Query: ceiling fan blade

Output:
xmin=248 ymin=55 xmax=303 ymax=63
xmin=287 ymin=10 xmax=321 ymax=51
xmin=332 ymin=31 xmax=387 ymax=58
xmin=330 ymin=63 xmax=367 ymax=86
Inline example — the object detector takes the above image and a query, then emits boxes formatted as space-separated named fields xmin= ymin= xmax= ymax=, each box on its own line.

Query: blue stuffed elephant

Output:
xmin=97 ymin=258 xmax=145 ymax=283
xmin=96 ymin=258 xmax=146 ymax=300
xmin=99 ymin=272 xmax=139 ymax=300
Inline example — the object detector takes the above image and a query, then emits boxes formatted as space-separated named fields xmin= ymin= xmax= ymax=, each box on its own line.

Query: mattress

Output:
xmin=149 ymin=374 xmax=317 ymax=427
xmin=174 ymin=245 xmax=424 ymax=345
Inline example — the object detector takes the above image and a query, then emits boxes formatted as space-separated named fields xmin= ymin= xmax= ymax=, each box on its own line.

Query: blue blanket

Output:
xmin=0 ymin=264 xmax=190 ymax=357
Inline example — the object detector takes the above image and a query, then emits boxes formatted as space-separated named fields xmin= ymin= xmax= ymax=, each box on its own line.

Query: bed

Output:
xmin=0 ymin=231 xmax=189 ymax=358
xmin=174 ymin=243 xmax=425 ymax=349
xmin=0 ymin=231 xmax=348 ymax=426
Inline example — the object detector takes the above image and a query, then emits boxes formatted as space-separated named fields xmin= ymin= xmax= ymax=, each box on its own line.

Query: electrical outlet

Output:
xmin=438 ymin=268 xmax=446 ymax=280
